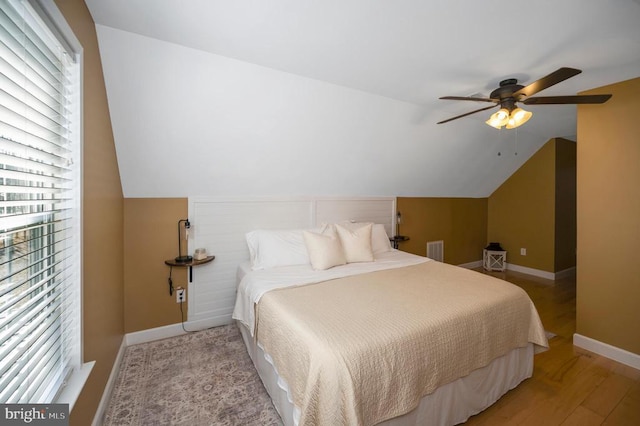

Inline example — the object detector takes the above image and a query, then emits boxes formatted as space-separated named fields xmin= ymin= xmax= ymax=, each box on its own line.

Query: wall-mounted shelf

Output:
xmin=164 ymin=256 xmax=215 ymax=295
xmin=390 ymin=235 xmax=409 ymax=249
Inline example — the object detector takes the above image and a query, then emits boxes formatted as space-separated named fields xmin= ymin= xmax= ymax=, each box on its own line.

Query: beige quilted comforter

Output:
xmin=255 ymin=260 xmax=548 ymax=426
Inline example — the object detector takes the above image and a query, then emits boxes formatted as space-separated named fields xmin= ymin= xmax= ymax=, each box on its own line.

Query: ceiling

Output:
xmin=84 ymin=0 xmax=640 ymax=197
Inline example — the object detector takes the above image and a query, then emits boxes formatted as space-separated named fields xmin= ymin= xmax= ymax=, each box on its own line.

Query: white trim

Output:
xmin=573 ymin=334 xmax=640 ymax=370
xmin=458 ymin=260 xmax=482 ymax=269
xmin=125 ymin=316 xmax=232 ymax=346
xmin=56 ymin=361 xmax=94 ymax=411
xmin=505 ymin=263 xmax=556 ymax=280
xmin=413 ymin=259 xmax=574 ymax=279
xmin=506 ymin=263 xmax=576 ymax=280
xmin=1 ymin=0 xmax=86 ymax=406
xmin=125 ymin=323 xmax=186 ymax=346
xmin=554 ymin=266 xmax=576 ymax=280
xmin=29 ymin=0 xmax=83 ymax=55
xmin=90 ymin=338 xmax=126 ymax=426
xmin=188 ymin=195 xmax=396 ymax=203
xmin=458 ymin=261 xmax=575 ymax=280
xmin=33 ymin=0 xmax=89 ymax=407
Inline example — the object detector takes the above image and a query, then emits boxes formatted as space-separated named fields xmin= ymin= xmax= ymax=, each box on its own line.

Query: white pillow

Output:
xmin=338 ymin=222 xmax=391 ymax=255
xmin=303 ymin=227 xmax=346 ymax=270
xmin=335 ymin=223 xmax=374 ymax=263
xmin=245 ymin=229 xmax=310 ymax=270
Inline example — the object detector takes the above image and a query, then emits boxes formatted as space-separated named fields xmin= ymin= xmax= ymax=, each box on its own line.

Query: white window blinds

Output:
xmin=0 ymin=0 xmax=81 ymax=403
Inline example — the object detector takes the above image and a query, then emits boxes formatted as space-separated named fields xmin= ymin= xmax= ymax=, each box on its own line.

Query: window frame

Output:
xmin=0 ymin=0 xmax=90 ymax=409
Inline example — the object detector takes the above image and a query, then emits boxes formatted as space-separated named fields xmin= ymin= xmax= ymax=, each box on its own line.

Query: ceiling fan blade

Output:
xmin=437 ymin=105 xmax=497 ymax=124
xmin=523 ymin=94 xmax=612 ymax=105
xmin=439 ymin=96 xmax=496 ymax=103
xmin=513 ymin=67 xmax=582 ymax=98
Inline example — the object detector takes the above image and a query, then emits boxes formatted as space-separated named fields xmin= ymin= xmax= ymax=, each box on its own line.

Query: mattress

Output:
xmin=234 ymin=250 xmax=429 ymax=335
xmin=238 ymin=321 xmax=535 ymax=426
xmin=233 ymin=251 xmax=547 ymax=425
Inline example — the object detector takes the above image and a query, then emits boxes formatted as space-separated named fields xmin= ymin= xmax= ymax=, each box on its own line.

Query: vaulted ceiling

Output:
xmin=85 ymin=0 xmax=640 ymax=198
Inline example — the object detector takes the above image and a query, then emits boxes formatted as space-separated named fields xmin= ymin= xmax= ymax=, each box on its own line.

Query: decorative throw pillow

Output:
xmin=303 ymin=227 xmax=347 ymax=270
xmin=339 ymin=221 xmax=391 ymax=255
xmin=335 ymin=223 xmax=374 ymax=263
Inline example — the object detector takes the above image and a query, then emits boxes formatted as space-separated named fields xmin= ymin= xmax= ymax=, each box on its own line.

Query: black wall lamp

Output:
xmin=175 ymin=218 xmax=192 ymax=263
xmin=391 ymin=211 xmax=409 ymax=249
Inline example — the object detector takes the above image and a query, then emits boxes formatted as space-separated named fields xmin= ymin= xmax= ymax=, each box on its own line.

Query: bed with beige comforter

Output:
xmin=237 ymin=256 xmax=548 ymax=426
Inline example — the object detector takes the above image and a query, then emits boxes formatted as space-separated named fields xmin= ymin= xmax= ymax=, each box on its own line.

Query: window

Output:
xmin=0 ymin=0 xmax=81 ymax=404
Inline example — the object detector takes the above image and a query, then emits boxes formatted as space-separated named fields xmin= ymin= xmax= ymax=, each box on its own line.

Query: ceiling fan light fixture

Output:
xmin=505 ymin=107 xmax=532 ymax=129
xmin=485 ymin=108 xmax=510 ymax=129
xmin=439 ymin=68 xmax=611 ymax=127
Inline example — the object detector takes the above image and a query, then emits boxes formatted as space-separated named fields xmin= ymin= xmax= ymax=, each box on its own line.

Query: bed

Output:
xmin=231 ymin=222 xmax=548 ymax=426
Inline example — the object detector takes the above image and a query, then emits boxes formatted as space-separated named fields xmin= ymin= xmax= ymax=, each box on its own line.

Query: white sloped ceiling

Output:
xmin=86 ymin=0 xmax=640 ymax=198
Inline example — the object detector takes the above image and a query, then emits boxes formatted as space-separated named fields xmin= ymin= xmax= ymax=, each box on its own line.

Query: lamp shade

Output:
xmin=505 ymin=107 xmax=532 ymax=129
xmin=485 ymin=108 xmax=510 ymax=129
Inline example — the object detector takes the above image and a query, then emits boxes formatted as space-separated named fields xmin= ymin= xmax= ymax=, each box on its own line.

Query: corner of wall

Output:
xmin=487 ymin=139 xmax=557 ymax=273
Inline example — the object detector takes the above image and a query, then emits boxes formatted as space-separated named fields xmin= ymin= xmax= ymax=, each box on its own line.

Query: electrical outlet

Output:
xmin=520 ymin=248 xmax=527 ymax=256
xmin=176 ymin=288 xmax=186 ymax=303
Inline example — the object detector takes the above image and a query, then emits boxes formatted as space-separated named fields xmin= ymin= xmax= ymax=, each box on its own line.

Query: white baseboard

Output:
xmin=125 ymin=315 xmax=233 ymax=346
xmin=125 ymin=322 xmax=187 ymax=346
xmin=554 ymin=267 xmax=576 ymax=280
xmin=506 ymin=263 xmax=556 ymax=280
xmin=573 ymin=333 xmax=640 ymax=370
xmin=458 ymin=260 xmax=576 ymax=280
xmin=458 ymin=260 xmax=482 ymax=269
xmin=92 ymin=338 xmax=126 ymax=426
xmin=459 ymin=261 xmax=575 ymax=281
xmin=506 ymin=264 xmax=576 ymax=280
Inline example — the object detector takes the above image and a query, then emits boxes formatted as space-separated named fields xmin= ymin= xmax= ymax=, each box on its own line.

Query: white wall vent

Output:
xmin=427 ymin=240 xmax=444 ymax=262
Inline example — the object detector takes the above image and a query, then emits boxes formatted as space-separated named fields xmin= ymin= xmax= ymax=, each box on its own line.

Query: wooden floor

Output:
xmin=464 ymin=269 xmax=640 ymax=426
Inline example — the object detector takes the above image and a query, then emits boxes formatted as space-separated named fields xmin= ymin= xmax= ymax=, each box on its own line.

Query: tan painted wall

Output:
xmin=554 ymin=139 xmax=577 ymax=272
xmin=488 ymin=139 xmax=557 ymax=272
xmin=124 ymin=198 xmax=189 ymax=333
xmin=54 ymin=1 xmax=125 ymax=424
xmin=122 ymin=197 xmax=485 ymax=330
xmin=396 ymin=198 xmax=487 ymax=265
xmin=118 ymin=197 xmax=485 ymax=332
xmin=577 ymin=77 xmax=640 ymax=355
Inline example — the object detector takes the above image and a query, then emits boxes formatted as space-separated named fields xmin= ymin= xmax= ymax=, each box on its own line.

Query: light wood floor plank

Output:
xmin=627 ymin=381 xmax=640 ymax=402
xmin=582 ymin=374 xmax=635 ymax=417
xmin=560 ymin=406 xmax=604 ymax=426
xmin=602 ymin=396 xmax=640 ymax=425
xmin=465 ymin=269 xmax=640 ymax=425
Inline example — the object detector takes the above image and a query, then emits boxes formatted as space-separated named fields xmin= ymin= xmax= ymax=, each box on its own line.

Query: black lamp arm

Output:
xmin=175 ymin=218 xmax=192 ymax=263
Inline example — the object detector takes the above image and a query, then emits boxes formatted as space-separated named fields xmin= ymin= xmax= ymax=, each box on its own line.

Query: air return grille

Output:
xmin=427 ymin=240 xmax=444 ymax=262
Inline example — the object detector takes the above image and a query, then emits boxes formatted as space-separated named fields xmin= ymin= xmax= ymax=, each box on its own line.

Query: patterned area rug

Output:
xmin=104 ymin=324 xmax=282 ymax=425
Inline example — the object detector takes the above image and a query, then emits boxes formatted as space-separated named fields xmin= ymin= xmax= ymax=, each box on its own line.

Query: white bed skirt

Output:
xmin=238 ymin=321 xmax=534 ymax=426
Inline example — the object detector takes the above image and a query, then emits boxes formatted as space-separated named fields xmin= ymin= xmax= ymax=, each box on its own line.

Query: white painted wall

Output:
xmin=96 ymin=25 xmax=546 ymax=198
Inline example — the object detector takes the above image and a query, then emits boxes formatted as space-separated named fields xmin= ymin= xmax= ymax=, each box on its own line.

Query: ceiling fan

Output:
xmin=437 ymin=67 xmax=612 ymax=129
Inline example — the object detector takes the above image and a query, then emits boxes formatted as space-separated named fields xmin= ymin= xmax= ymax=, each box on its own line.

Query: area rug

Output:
xmin=103 ymin=324 xmax=282 ymax=426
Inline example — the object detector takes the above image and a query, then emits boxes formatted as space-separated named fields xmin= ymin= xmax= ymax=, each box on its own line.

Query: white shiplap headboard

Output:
xmin=186 ymin=197 xmax=396 ymax=327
